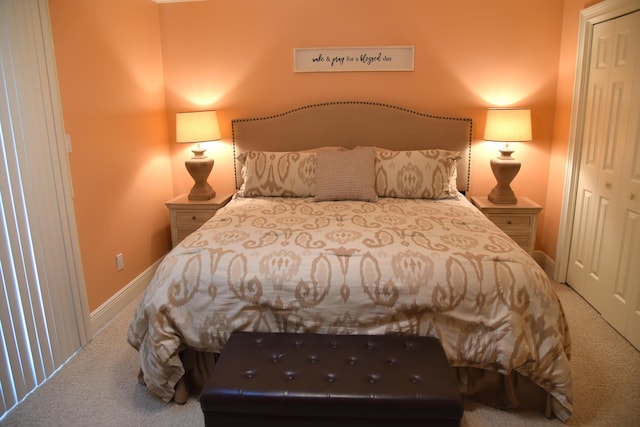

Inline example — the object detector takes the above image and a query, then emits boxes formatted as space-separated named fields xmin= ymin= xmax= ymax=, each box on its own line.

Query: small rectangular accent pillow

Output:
xmin=314 ymin=147 xmax=378 ymax=202
xmin=238 ymin=151 xmax=317 ymax=197
xmin=374 ymin=148 xmax=460 ymax=199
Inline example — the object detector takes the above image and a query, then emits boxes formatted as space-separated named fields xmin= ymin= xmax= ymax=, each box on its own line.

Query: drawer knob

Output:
xmin=507 ymin=220 xmax=512 ymax=224
xmin=630 ymin=193 xmax=636 ymax=200
xmin=192 ymin=215 xmax=196 ymax=220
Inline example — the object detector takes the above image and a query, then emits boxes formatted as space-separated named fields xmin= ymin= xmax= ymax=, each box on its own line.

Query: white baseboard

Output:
xmin=89 ymin=258 xmax=162 ymax=337
xmin=533 ymin=250 xmax=556 ymax=280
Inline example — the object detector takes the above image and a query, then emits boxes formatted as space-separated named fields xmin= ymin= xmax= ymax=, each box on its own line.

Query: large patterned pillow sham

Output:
xmin=375 ymin=148 xmax=460 ymax=199
xmin=238 ymin=151 xmax=317 ymax=197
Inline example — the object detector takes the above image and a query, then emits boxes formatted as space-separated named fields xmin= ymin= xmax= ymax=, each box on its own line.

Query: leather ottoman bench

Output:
xmin=200 ymin=332 xmax=463 ymax=427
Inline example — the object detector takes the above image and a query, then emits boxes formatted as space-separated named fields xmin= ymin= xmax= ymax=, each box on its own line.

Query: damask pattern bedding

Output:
xmin=127 ymin=195 xmax=573 ymax=420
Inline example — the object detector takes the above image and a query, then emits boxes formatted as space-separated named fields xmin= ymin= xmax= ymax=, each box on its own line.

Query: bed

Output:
xmin=128 ymin=101 xmax=573 ymax=422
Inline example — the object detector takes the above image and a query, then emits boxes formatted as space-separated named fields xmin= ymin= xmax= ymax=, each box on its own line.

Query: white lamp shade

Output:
xmin=176 ymin=110 xmax=221 ymax=143
xmin=483 ymin=108 xmax=532 ymax=142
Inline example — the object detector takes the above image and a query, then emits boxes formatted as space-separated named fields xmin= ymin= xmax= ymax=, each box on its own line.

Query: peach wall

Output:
xmin=49 ymin=0 xmax=173 ymax=311
xmin=159 ymin=0 xmax=564 ymax=251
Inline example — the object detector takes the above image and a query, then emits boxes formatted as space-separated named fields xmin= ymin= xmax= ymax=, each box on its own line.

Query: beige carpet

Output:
xmin=1 ymin=282 xmax=638 ymax=426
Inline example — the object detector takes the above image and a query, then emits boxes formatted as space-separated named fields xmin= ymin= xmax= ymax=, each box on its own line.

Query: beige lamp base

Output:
xmin=488 ymin=151 xmax=520 ymax=204
xmin=185 ymin=154 xmax=216 ymax=201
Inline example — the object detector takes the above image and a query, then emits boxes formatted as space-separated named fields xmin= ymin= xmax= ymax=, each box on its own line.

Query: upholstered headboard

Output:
xmin=231 ymin=101 xmax=473 ymax=192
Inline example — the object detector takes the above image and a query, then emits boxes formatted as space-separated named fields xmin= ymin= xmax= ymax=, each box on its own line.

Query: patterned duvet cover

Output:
xmin=128 ymin=195 xmax=572 ymax=420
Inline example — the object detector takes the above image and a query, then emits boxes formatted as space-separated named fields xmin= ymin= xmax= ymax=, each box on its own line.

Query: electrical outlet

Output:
xmin=115 ymin=253 xmax=124 ymax=271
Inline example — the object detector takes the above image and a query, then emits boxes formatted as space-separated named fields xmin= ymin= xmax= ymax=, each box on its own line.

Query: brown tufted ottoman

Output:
xmin=200 ymin=332 xmax=463 ymax=427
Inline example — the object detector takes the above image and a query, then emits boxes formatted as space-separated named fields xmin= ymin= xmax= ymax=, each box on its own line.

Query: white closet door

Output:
xmin=598 ymin=11 xmax=640 ymax=349
xmin=567 ymin=10 xmax=640 ymax=350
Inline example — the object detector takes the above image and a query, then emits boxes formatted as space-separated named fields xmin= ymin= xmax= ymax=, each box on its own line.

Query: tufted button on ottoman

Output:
xmin=200 ymin=332 xmax=463 ymax=427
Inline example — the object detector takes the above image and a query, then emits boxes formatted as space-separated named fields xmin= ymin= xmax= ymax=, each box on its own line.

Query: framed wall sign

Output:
xmin=294 ymin=46 xmax=414 ymax=73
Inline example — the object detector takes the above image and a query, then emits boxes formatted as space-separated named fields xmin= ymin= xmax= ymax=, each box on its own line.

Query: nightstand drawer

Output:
xmin=176 ymin=227 xmax=201 ymax=244
xmin=166 ymin=193 xmax=233 ymax=248
xmin=509 ymin=234 xmax=532 ymax=251
xmin=485 ymin=214 xmax=531 ymax=233
xmin=175 ymin=210 xmax=215 ymax=230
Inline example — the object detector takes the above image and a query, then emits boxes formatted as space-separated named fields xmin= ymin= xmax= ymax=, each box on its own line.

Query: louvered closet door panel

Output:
xmin=0 ymin=0 xmax=88 ymax=416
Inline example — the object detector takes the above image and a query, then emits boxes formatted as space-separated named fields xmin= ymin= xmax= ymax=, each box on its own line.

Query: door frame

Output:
xmin=555 ymin=0 xmax=640 ymax=283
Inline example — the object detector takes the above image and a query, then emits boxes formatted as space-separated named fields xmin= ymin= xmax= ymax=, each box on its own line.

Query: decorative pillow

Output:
xmin=375 ymin=149 xmax=461 ymax=199
xmin=314 ymin=148 xmax=378 ymax=202
xmin=237 ymin=146 xmax=346 ymax=164
xmin=448 ymin=163 xmax=459 ymax=195
xmin=238 ymin=151 xmax=317 ymax=197
xmin=301 ymin=146 xmax=348 ymax=153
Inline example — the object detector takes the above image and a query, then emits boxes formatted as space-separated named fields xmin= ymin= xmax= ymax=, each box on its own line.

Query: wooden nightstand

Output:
xmin=470 ymin=196 xmax=542 ymax=255
xmin=166 ymin=193 xmax=233 ymax=247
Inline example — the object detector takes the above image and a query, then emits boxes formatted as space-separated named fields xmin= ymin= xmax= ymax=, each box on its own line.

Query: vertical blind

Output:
xmin=0 ymin=0 xmax=89 ymax=418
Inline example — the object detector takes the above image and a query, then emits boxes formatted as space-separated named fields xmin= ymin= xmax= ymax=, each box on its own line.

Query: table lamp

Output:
xmin=176 ymin=110 xmax=221 ymax=200
xmin=483 ymin=108 xmax=532 ymax=204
